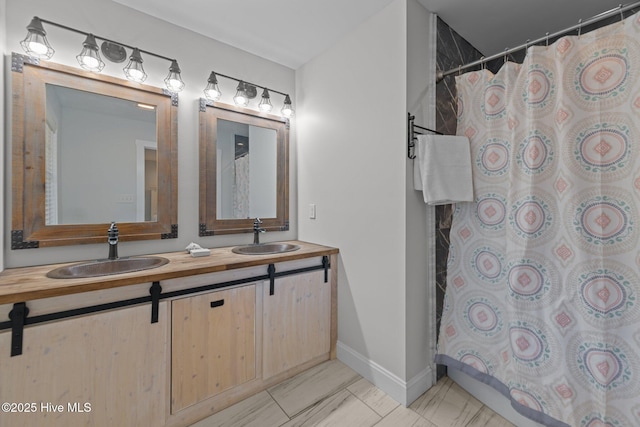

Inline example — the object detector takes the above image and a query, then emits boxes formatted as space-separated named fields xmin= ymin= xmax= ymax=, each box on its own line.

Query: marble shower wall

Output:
xmin=434 ymin=17 xmax=482 ymax=380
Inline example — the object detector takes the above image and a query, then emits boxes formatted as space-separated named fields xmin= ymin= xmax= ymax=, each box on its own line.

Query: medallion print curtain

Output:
xmin=233 ymin=154 xmax=250 ymax=219
xmin=435 ymin=13 xmax=640 ymax=427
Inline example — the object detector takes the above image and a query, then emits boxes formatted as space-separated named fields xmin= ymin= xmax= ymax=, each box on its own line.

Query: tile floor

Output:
xmin=190 ymin=359 xmax=515 ymax=427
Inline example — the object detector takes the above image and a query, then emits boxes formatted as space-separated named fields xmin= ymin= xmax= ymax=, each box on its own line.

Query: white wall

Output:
xmin=3 ymin=0 xmax=296 ymax=267
xmin=405 ymin=0 xmax=437 ymax=392
xmin=297 ymin=0 xmax=436 ymax=405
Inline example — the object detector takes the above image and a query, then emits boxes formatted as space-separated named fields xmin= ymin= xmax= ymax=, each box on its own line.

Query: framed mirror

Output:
xmin=199 ymin=99 xmax=289 ymax=235
xmin=11 ymin=53 xmax=178 ymax=248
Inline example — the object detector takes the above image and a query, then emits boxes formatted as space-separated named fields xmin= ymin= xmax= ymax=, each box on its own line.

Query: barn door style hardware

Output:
xmin=268 ymin=264 xmax=276 ymax=296
xmin=9 ymin=302 xmax=29 ymax=357
xmin=150 ymin=281 xmax=162 ymax=323
xmin=1 ymin=257 xmax=332 ymax=356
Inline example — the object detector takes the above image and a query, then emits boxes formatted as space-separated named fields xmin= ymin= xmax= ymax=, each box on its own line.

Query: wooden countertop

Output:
xmin=0 ymin=241 xmax=338 ymax=305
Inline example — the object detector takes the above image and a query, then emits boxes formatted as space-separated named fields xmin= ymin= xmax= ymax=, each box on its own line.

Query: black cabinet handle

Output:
xmin=210 ymin=299 xmax=224 ymax=308
xmin=9 ymin=302 xmax=29 ymax=357
xmin=322 ymin=256 xmax=329 ymax=283
xmin=268 ymin=264 xmax=276 ymax=295
xmin=150 ymin=281 xmax=162 ymax=324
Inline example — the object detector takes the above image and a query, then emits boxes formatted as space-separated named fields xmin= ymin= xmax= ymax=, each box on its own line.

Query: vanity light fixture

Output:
xmin=258 ymin=88 xmax=273 ymax=113
xmin=20 ymin=16 xmax=185 ymax=93
xmin=76 ymin=34 xmax=105 ymax=72
xmin=204 ymin=70 xmax=294 ymax=118
xmin=20 ymin=17 xmax=54 ymax=59
xmin=233 ymin=81 xmax=250 ymax=107
xmin=203 ymin=72 xmax=222 ymax=101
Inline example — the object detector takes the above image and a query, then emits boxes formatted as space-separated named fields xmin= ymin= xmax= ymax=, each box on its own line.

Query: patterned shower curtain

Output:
xmin=435 ymin=13 xmax=640 ymax=427
xmin=233 ymin=154 xmax=250 ymax=218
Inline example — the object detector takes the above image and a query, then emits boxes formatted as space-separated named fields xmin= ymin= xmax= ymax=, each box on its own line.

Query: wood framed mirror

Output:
xmin=11 ymin=53 xmax=178 ymax=249
xmin=199 ymin=99 xmax=289 ymax=235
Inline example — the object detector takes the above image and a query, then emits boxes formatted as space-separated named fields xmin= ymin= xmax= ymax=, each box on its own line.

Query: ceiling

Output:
xmin=113 ymin=0 xmax=628 ymax=69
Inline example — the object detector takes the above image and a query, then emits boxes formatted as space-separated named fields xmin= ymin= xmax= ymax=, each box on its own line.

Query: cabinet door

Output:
xmin=0 ymin=303 xmax=168 ymax=427
xmin=171 ymin=285 xmax=256 ymax=413
xmin=263 ymin=270 xmax=331 ymax=379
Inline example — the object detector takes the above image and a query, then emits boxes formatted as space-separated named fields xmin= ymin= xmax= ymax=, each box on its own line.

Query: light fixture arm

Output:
xmin=211 ymin=70 xmax=290 ymax=98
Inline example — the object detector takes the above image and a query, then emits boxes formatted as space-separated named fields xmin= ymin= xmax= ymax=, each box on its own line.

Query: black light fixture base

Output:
xmin=245 ymin=84 xmax=257 ymax=99
xmin=100 ymin=41 xmax=126 ymax=63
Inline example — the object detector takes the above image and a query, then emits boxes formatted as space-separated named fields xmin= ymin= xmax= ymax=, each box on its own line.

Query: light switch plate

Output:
xmin=309 ymin=203 xmax=316 ymax=219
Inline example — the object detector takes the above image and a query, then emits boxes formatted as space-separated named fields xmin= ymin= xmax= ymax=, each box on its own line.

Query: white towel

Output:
xmin=414 ymin=134 xmax=474 ymax=205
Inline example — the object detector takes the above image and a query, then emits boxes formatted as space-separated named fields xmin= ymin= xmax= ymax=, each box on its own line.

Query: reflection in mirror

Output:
xmin=11 ymin=54 xmax=178 ymax=248
xmin=199 ymin=100 xmax=289 ymax=236
xmin=216 ymin=119 xmax=277 ymax=219
xmin=45 ymin=85 xmax=158 ymax=225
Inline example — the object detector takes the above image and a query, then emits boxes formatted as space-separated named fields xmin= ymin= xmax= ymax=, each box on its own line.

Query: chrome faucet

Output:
xmin=253 ymin=218 xmax=266 ymax=245
xmin=107 ymin=222 xmax=119 ymax=260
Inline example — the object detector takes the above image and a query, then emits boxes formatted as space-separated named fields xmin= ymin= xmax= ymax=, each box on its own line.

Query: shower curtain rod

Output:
xmin=436 ymin=1 xmax=640 ymax=82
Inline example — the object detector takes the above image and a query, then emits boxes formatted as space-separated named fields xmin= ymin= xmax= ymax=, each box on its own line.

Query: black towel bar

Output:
xmin=407 ymin=112 xmax=444 ymax=159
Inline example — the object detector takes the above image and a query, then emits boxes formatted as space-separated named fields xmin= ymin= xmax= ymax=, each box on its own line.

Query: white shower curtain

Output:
xmin=436 ymin=12 xmax=640 ymax=427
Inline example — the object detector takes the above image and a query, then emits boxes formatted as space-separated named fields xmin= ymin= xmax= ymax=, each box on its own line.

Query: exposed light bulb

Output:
xmin=166 ymin=77 xmax=184 ymax=92
xmin=281 ymin=95 xmax=294 ymax=118
xmin=259 ymin=102 xmax=273 ymax=113
xmin=259 ymin=88 xmax=273 ymax=112
xmin=164 ymin=60 xmax=185 ymax=93
xmin=126 ymin=68 xmax=146 ymax=82
xmin=28 ymin=41 xmax=50 ymax=56
xmin=123 ymin=48 xmax=147 ymax=83
xmin=76 ymin=34 xmax=105 ymax=72
xmin=234 ymin=81 xmax=249 ymax=107
xmin=204 ymin=72 xmax=221 ymax=101
xmin=80 ymin=56 xmax=100 ymax=69
xmin=21 ymin=17 xmax=54 ymax=59
xmin=204 ymin=87 xmax=221 ymax=101
xmin=234 ymin=94 xmax=248 ymax=106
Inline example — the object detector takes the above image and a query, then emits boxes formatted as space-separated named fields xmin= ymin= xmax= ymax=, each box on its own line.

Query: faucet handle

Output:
xmin=252 ymin=218 xmax=265 ymax=244
xmin=108 ymin=222 xmax=119 ymax=243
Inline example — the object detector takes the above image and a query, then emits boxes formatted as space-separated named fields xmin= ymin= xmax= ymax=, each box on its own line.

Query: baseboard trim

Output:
xmin=336 ymin=341 xmax=434 ymax=406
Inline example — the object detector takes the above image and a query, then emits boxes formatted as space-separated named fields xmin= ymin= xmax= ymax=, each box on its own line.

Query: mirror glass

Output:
xmin=11 ymin=55 xmax=178 ymax=249
xmin=45 ymin=85 xmax=158 ymax=225
xmin=216 ymin=118 xmax=277 ymax=219
xmin=199 ymin=101 xmax=289 ymax=236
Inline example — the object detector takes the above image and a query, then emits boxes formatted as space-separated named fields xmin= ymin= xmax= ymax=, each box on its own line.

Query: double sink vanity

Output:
xmin=0 ymin=240 xmax=338 ymax=427
xmin=2 ymin=54 xmax=337 ymax=426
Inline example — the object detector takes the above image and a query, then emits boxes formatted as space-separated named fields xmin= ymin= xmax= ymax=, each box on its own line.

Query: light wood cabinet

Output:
xmin=170 ymin=285 xmax=256 ymax=413
xmin=0 ymin=249 xmax=338 ymax=427
xmin=0 ymin=303 xmax=169 ymax=427
xmin=262 ymin=270 xmax=332 ymax=379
